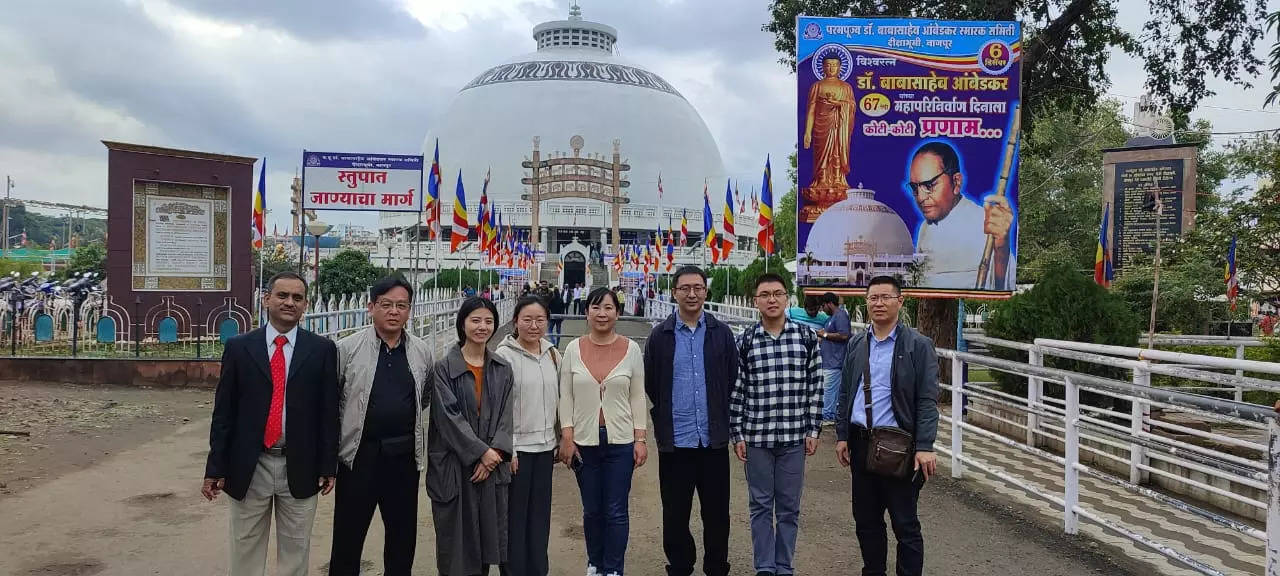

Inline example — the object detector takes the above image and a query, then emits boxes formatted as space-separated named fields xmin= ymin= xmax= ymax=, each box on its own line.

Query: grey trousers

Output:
xmin=228 ymin=452 xmax=319 ymax=576
xmin=744 ymin=443 xmax=806 ymax=575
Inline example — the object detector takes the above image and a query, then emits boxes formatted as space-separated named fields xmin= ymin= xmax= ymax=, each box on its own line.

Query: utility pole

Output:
xmin=3 ymin=176 xmax=13 ymax=258
xmin=1146 ymin=183 xmax=1165 ymax=349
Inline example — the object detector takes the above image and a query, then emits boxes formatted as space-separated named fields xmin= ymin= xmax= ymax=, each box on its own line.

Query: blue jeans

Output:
xmin=575 ymin=427 xmax=634 ymax=575
xmin=823 ymin=368 xmax=842 ymax=421
xmin=548 ymin=318 xmax=563 ymax=346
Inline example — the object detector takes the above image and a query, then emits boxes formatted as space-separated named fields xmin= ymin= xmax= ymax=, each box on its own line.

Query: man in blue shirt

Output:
xmin=835 ymin=275 xmax=939 ymax=576
xmin=815 ymin=292 xmax=852 ymax=424
xmin=644 ymin=265 xmax=739 ymax=576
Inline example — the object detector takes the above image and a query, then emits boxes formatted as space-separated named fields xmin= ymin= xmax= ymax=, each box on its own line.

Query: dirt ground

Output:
xmin=0 ymin=380 xmax=1139 ymax=576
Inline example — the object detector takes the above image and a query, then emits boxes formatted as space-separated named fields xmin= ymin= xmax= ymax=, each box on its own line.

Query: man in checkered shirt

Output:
xmin=730 ymin=272 xmax=823 ymax=576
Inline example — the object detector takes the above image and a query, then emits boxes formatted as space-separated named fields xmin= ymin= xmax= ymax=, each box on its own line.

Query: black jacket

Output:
xmin=205 ymin=327 xmax=339 ymax=500
xmin=643 ymin=312 xmax=739 ymax=452
xmin=836 ymin=323 xmax=940 ymax=452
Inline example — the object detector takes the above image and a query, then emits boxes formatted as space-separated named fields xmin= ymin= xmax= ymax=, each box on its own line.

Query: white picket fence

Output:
xmin=300 ymin=288 xmax=512 ymax=360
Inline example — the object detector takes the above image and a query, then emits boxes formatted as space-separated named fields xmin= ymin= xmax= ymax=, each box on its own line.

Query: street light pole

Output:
xmin=2 ymin=176 xmax=12 ymax=258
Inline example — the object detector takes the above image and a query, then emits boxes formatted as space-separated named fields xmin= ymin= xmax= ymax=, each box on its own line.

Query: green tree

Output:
xmin=63 ymin=241 xmax=105 ymax=279
xmin=0 ymin=258 xmax=43 ymax=278
xmin=429 ymin=268 xmax=489 ymax=292
xmin=1015 ymin=101 xmax=1130 ymax=282
xmin=767 ymin=0 xmax=1266 ymax=120
xmin=251 ymin=245 xmax=299 ymax=289
xmin=736 ymin=255 xmax=794 ymax=298
xmin=771 ymin=153 xmax=799 ymax=259
xmin=316 ymin=249 xmax=386 ymax=299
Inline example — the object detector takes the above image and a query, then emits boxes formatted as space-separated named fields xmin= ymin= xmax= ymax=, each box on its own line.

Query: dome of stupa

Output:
xmin=805 ymin=185 xmax=915 ymax=262
xmin=381 ymin=3 xmax=726 ymax=231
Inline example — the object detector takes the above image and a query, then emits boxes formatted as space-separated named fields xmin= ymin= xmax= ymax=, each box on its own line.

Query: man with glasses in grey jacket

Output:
xmin=329 ymin=275 xmax=434 ymax=576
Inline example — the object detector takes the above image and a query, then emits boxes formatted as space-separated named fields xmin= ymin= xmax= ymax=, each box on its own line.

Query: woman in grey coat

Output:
xmin=427 ymin=297 xmax=515 ymax=576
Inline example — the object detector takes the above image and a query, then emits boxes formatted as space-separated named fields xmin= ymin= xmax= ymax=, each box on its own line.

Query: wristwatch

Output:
xmin=635 ymin=437 xmax=647 ymax=444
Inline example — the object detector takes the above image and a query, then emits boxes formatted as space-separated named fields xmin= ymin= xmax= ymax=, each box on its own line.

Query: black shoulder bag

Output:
xmin=862 ymin=335 xmax=914 ymax=478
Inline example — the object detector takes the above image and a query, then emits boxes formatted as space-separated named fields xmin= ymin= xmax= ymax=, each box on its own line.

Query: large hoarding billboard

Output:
xmin=302 ymin=151 xmax=424 ymax=212
xmin=796 ymin=17 xmax=1022 ymax=297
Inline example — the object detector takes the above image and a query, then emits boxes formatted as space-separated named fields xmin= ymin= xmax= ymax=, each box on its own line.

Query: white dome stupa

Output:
xmin=800 ymin=185 xmax=917 ymax=286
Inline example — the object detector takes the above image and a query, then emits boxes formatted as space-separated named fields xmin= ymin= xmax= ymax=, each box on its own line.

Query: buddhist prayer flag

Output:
xmin=681 ymin=209 xmax=688 ymax=247
xmin=426 ymin=140 xmax=442 ymax=240
xmin=450 ymin=170 xmax=468 ymax=253
xmin=758 ymin=155 xmax=774 ymax=255
xmin=657 ymin=172 xmax=664 ymax=200
xmin=1226 ymin=234 xmax=1238 ymax=311
xmin=703 ymin=181 xmax=718 ymax=262
xmin=478 ymin=169 xmax=491 ymax=254
xmin=252 ymin=157 xmax=266 ymax=249
xmin=1093 ymin=204 xmax=1113 ymax=288
xmin=721 ymin=179 xmax=735 ymax=257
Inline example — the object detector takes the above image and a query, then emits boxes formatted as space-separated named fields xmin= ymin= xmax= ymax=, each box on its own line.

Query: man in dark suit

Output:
xmin=202 ymin=271 xmax=339 ymax=576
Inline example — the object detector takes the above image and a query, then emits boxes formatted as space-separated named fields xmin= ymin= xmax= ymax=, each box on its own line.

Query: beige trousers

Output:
xmin=228 ymin=452 xmax=318 ymax=576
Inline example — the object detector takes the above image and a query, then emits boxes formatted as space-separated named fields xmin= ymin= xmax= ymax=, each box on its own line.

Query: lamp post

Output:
xmin=306 ymin=220 xmax=332 ymax=302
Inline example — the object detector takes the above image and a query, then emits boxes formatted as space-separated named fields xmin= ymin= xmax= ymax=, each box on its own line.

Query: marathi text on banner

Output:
xmin=302 ymin=151 xmax=424 ymax=212
xmin=795 ymin=16 xmax=1022 ymax=295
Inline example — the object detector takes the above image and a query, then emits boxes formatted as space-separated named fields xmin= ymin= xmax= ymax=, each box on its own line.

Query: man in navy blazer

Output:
xmin=202 ymin=271 xmax=339 ymax=576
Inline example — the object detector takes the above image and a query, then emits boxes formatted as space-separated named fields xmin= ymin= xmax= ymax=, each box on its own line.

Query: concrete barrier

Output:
xmin=0 ymin=357 xmax=222 ymax=389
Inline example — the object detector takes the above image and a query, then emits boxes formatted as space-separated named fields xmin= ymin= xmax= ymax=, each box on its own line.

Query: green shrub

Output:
xmin=983 ymin=264 xmax=1140 ymax=404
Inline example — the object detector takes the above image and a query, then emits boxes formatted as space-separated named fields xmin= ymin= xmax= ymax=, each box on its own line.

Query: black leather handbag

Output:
xmin=862 ymin=337 xmax=914 ymax=479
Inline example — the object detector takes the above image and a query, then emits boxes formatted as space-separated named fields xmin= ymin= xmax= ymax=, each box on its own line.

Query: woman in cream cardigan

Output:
xmin=558 ymin=287 xmax=648 ymax=576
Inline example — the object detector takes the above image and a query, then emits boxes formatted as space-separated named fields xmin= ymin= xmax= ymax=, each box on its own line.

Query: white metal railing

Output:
xmin=938 ymin=347 xmax=1280 ymax=575
xmin=651 ymin=301 xmax=1280 ymax=573
xmin=301 ymin=291 xmax=513 ymax=360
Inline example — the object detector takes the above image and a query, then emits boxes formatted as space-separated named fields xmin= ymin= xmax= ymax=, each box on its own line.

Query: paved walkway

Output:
xmin=936 ymin=420 xmax=1265 ymax=575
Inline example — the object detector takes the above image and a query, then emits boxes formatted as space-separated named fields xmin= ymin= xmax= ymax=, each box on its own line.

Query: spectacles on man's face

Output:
xmin=376 ymin=300 xmax=411 ymax=311
xmin=675 ymin=285 xmax=706 ymax=295
xmin=754 ymin=290 xmax=788 ymax=300
xmin=907 ymin=171 xmax=951 ymax=196
xmin=866 ymin=294 xmax=901 ymax=304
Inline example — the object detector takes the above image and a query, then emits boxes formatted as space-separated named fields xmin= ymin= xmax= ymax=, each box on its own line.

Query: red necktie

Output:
xmin=264 ymin=334 xmax=288 ymax=448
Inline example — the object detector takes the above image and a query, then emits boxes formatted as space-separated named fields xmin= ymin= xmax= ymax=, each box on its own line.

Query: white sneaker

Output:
xmin=586 ymin=566 xmax=599 ymax=576
xmin=604 ymin=573 xmax=621 ymax=576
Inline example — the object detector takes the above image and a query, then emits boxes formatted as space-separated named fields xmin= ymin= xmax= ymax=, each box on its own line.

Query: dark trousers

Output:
xmin=849 ymin=435 xmax=924 ymax=576
xmin=328 ymin=439 xmax=419 ymax=576
xmin=502 ymin=449 xmax=555 ymax=576
xmin=547 ymin=319 xmax=564 ymax=346
xmin=658 ymin=446 xmax=731 ymax=576
xmin=575 ymin=427 xmax=634 ymax=575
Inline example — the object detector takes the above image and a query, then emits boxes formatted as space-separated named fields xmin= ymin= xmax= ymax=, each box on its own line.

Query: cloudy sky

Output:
xmin=2 ymin=0 xmax=1278 ymax=232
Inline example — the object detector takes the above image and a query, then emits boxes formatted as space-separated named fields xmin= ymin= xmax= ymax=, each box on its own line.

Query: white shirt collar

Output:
xmin=266 ymin=323 xmax=298 ymax=347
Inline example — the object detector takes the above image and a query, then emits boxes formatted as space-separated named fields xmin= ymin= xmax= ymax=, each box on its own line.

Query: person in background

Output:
xmin=202 ymin=271 xmax=338 ymax=576
xmin=482 ymin=286 xmax=492 ymax=301
xmin=573 ymin=283 xmax=586 ymax=315
xmin=559 ymin=287 xmax=648 ymax=576
xmin=547 ymin=286 xmax=566 ymax=347
xmin=615 ymin=286 xmax=627 ymax=316
xmin=836 ymin=275 xmax=939 ymax=576
xmin=816 ymin=292 xmax=853 ymax=425
xmin=787 ymin=295 xmax=829 ymax=331
xmin=330 ymin=276 xmax=433 ymax=576
xmin=464 ymin=285 xmax=477 ymax=298
xmin=645 ymin=265 xmax=739 ymax=576
xmin=731 ymin=273 xmax=823 ymax=576
xmin=427 ymin=297 xmax=515 ymax=576
xmin=496 ymin=296 xmax=561 ymax=576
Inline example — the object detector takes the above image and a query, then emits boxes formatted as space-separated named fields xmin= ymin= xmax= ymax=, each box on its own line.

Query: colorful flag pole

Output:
xmin=450 ymin=170 xmax=468 ymax=254
xmin=1226 ymin=234 xmax=1238 ymax=311
xmin=721 ymin=179 xmax=735 ymax=260
xmin=253 ymin=157 xmax=266 ymax=326
xmin=1093 ymin=204 xmax=1114 ymax=288
xmin=702 ymin=180 xmax=716 ymax=266
xmin=758 ymin=155 xmax=774 ymax=271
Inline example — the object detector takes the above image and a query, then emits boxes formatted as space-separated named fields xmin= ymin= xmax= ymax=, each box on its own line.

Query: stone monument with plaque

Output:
xmin=104 ymin=141 xmax=255 ymax=342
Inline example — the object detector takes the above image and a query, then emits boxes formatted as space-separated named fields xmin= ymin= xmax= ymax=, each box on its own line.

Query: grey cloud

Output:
xmin=170 ymin=0 xmax=425 ymax=39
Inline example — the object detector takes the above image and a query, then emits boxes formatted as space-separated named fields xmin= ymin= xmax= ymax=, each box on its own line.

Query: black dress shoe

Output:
xmin=756 ymin=572 xmax=776 ymax=576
